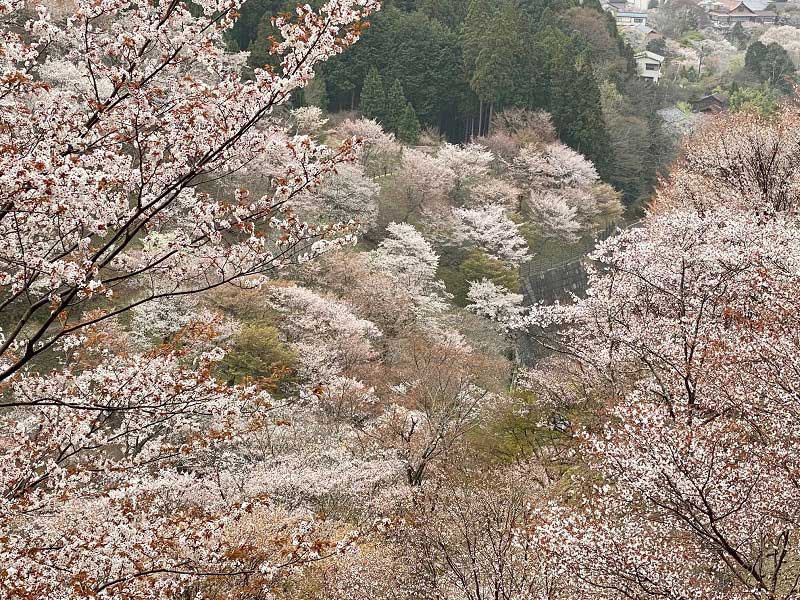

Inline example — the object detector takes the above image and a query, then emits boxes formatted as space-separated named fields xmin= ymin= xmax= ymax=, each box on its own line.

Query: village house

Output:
xmin=629 ymin=22 xmax=664 ymax=43
xmin=601 ymin=2 xmax=649 ymax=26
xmin=706 ymin=0 xmax=779 ymax=26
xmin=634 ymin=50 xmax=665 ymax=83
xmin=690 ymin=93 xmax=728 ymax=113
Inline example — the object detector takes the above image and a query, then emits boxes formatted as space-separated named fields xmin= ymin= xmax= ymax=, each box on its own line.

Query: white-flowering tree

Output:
xmin=0 ymin=319 xmax=355 ymax=598
xmin=512 ymin=142 xmax=599 ymax=189
xmin=394 ymin=148 xmax=456 ymax=222
xmin=406 ymin=472 xmax=562 ymax=600
xmin=301 ymin=162 xmax=381 ymax=233
xmin=454 ymin=205 xmax=529 ymax=265
xmin=659 ymin=109 xmax=800 ymax=213
xmin=360 ymin=336 xmax=494 ymax=486
xmin=515 ymin=108 xmax=800 ymax=600
xmin=291 ymin=105 xmax=330 ymax=134
xmin=0 ymin=0 xmax=381 ymax=595
xmin=436 ymin=142 xmax=495 ymax=198
xmin=370 ymin=222 xmax=451 ymax=317
xmin=468 ymin=178 xmax=522 ymax=210
xmin=0 ymin=0 xmax=378 ymax=382
xmin=266 ymin=284 xmax=382 ymax=381
xmin=336 ymin=117 xmax=400 ymax=176
xmin=527 ymin=191 xmax=582 ymax=244
xmin=466 ymin=279 xmax=524 ymax=330
xmin=760 ymin=26 xmax=800 ymax=66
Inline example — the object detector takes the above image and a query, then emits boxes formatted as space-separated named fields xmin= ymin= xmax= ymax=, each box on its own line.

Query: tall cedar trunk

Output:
xmin=488 ymin=102 xmax=494 ymax=135
xmin=478 ymin=99 xmax=484 ymax=138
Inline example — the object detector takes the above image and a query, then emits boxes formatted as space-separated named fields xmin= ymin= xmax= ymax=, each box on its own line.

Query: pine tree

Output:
xmin=385 ymin=79 xmax=408 ymax=133
xmin=727 ymin=21 xmax=748 ymax=50
xmin=543 ymin=36 xmax=612 ymax=179
xmin=397 ymin=103 xmax=422 ymax=144
xmin=462 ymin=0 xmax=496 ymax=75
xmin=745 ymin=41 xmax=796 ymax=92
xmin=744 ymin=41 xmax=769 ymax=74
xmin=469 ymin=0 xmax=525 ymax=134
xmin=360 ymin=67 xmax=386 ymax=122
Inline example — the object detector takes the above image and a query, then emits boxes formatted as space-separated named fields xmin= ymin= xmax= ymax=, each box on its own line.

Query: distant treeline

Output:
xmin=228 ymin=0 xmax=675 ymax=204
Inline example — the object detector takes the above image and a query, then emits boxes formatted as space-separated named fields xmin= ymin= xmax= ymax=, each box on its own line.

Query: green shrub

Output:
xmin=440 ymin=250 xmax=520 ymax=306
xmin=217 ymin=323 xmax=297 ymax=393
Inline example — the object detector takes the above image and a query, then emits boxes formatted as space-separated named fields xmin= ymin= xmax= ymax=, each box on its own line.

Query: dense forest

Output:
xmin=228 ymin=0 xmax=674 ymax=204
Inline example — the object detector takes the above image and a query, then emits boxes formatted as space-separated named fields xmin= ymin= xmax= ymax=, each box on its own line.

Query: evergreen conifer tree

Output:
xmin=397 ymin=103 xmax=422 ymax=144
xmin=385 ymin=79 xmax=408 ymax=133
xmin=360 ymin=67 xmax=386 ymax=122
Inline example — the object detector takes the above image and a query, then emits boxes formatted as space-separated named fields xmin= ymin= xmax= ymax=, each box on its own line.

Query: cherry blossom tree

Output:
xmin=760 ymin=26 xmax=800 ymax=66
xmin=468 ymin=178 xmax=522 ymax=211
xmin=300 ymin=162 xmax=381 ymax=233
xmin=436 ymin=142 xmax=494 ymax=199
xmin=454 ymin=205 xmax=529 ymax=265
xmin=466 ymin=279 xmax=524 ymax=330
xmin=527 ymin=191 xmax=582 ymax=244
xmin=0 ymin=0 xmax=381 ymax=595
xmin=336 ymin=117 xmax=400 ymax=177
xmin=406 ymin=471 xmax=563 ymax=600
xmin=291 ymin=105 xmax=330 ymax=134
xmin=0 ymin=317 xmax=362 ymax=598
xmin=308 ymin=251 xmax=417 ymax=335
xmin=513 ymin=108 xmax=800 ymax=600
xmin=393 ymin=149 xmax=456 ymax=222
xmin=359 ymin=336 xmax=495 ymax=487
xmin=657 ymin=109 xmax=800 ymax=213
xmin=370 ymin=222 xmax=451 ymax=317
xmin=265 ymin=283 xmax=381 ymax=381
xmin=512 ymin=142 xmax=599 ymax=189
xmin=0 ymin=0 xmax=379 ymax=382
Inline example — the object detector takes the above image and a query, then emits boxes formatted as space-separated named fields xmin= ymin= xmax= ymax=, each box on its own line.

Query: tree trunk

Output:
xmin=488 ymin=102 xmax=494 ymax=135
xmin=478 ymin=99 xmax=484 ymax=139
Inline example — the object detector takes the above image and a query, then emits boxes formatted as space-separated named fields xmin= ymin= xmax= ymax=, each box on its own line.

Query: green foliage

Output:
xmin=474 ymin=392 xmax=572 ymax=468
xmin=438 ymin=250 xmax=519 ymax=307
xmin=321 ymin=8 xmax=468 ymax=122
xmin=217 ymin=323 xmax=297 ymax=392
xmin=536 ymin=26 xmax=611 ymax=177
xmin=463 ymin=250 xmax=519 ymax=300
xmin=360 ymin=67 xmax=386 ymax=122
xmin=745 ymin=41 xmax=796 ymax=92
xmin=469 ymin=0 xmax=524 ymax=106
xmin=417 ymin=0 xmax=468 ymax=30
xmin=303 ymin=76 xmax=329 ymax=110
xmin=729 ymin=86 xmax=779 ymax=116
xmin=241 ymin=0 xmax=311 ymax=74
xmin=397 ymin=103 xmax=422 ymax=143
xmin=385 ymin=79 xmax=408 ymax=132
xmin=232 ymin=0 xmax=674 ymax=203
xmin=228 ymin=0 xmax=291 ymax=53
xmin=601 ymin=77 xmax=672 ymax=204
xmin=462 ymin=0 xmax=496 ymax=76
xmin=646 ymin=37 xmax=667 ymax=56
xmin=678 ymin=30 xmax=704 ymax=47
xmin=726 ymin=21 xmax=749 ymax=50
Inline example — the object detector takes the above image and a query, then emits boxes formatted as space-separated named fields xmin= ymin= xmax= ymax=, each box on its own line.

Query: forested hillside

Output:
xmin=229 ymin=0 xmax=674 ymax=204
xmin=2 ymin=0 xmax=800 ymax=599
